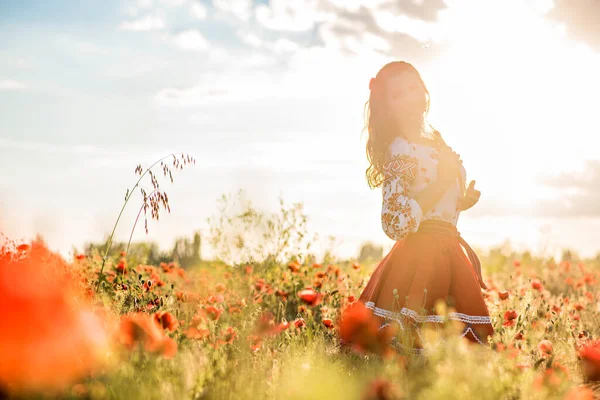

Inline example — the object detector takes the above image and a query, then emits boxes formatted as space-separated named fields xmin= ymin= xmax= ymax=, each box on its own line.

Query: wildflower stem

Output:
xmin=126 ymin=188 xmax=165 ymax=256
xmin=95 ymin=153 xmax=187 ymax=293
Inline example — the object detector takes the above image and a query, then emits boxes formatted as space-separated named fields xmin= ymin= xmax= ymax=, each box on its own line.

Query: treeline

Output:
xmin=84 ymin=231 xmax=202 ymax=269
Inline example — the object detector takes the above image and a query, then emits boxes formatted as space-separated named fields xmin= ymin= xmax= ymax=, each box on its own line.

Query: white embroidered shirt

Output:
xmin=381 ymin=136 xmax=467 ymax=241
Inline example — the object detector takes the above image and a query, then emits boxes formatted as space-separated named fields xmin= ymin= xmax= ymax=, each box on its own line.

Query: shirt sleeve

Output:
xmin=381 ymin=146 xmax=423 ymax=241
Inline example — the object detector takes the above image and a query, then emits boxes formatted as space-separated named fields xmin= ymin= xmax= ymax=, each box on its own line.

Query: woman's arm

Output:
xmin=380 ymin=153 xmax=424 ymax=241
xmin=416 ymin=147 xmax=463 ymax=214
xmin=413 ymin=183 xmax=452 ymax=215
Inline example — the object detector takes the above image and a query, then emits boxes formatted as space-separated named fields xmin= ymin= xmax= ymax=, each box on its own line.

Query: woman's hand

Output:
xmin=458 ymin=180 xmax=481 ymax=211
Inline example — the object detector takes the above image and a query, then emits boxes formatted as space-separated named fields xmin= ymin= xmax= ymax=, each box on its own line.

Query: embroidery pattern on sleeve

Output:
xmin=381 ymin=154 xmax=421 ymax=240
xmin=383 ymin=154 xmax=419 ymax=191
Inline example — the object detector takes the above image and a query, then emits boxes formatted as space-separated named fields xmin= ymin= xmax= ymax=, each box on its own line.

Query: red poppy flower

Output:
xmin=184 ymin=327 xmax=210 ymax=340
xmin=498 ymin=291 xmax=509 ymax=300
xmin=361 ymin=378 xmax=403 ymax=400
xmin=0 ymin=240 xmax=110 ymax=395
xmin=16 ymin=244 xmax=30 ymax=252
xmin=503 ymin=310 xmax=518 ymax=327
xmin=531 ymin=280 xmax=544 ymax=291
xmin=293 ymin=318 xmax=306 ymax=328
xmin=116 ymin=259 xmax=127 ymax=274
xmin=204 ymin=306 xmax=224 ymax=321
xmin=207 ymin=294 xmax=225 ymax=304
xmin=565 ymin=277 xmax=574 ymax=286
xmin=322 ymin=319 xmax=333 ymax=328
xmin=248 ymin=334 xmax=262 ymax=352
xmin=537 ymin=340 xmax=553 ymax=357
xmin=119 ymin=313 xmax=176 ymax=358
xmin=154 ymin=312 xmax=179 ymax=332
xmin=222 ymin=327 xmax=237 ymax=344
xmin=297 ymin=287 xmax=322 ymax=307
xmin=339 ymin=301 xmax=396 ymax=357
xmin=254 ymin=278 xmax=266 ymax=291
xmin=215 ymin=283 xmax=226 ymax=293
xmin=552 ymin=304 xmax=561 ymax=313
xmin=275 ymin=289 xmax=288 ymax=300
xmin=288 ymin=262 xmax=301 ymax=273
xmin=577 ymin=340 xmax=600 ymax=382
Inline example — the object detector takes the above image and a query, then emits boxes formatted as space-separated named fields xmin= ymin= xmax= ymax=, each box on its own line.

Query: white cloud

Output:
xmin=13 ymin=58 xmax=30 ymax=69
xmin=271 ymin=38 xmax=300 ymax=53
xmin=255 ymin=0 xmax=324 ymax=31
xmin=375 ymin=11 xmax=443 ymax=43
xmin=213 ymin=0 xmax=253 ymax=21
xmin=317 ymin=19 xmax=391 ymax=55
xmin=119 ymin=15 xmax=166 ymax=31
xmin=159 ymin=0 xmax=187 ymax=7
xmin=190 ymin=1 xmax=207 ymax=19
xmin=137 ymin=0 xmax=154 ymax=8
xmin=0 ymin=80 xmax=27 ymax=90
xmin=123 ymin=5 xmax=141 ymax=17
xmin=239 ymin=53 xmax=278 ymax=68
xmin=238 ymin=31 xmax=263 ymax=47
xmin=153 ymin=71 xmax=275 ymax=106
xmin=172 ymin=29 xmax=210 ymax=51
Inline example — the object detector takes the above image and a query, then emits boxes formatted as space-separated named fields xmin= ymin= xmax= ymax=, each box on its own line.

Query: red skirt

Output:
xmin=359 ymin=220 xmax=494 ymax=353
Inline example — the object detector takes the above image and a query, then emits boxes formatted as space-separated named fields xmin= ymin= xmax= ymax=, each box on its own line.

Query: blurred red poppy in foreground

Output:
xmin=120 ymin=313 xmax=177 ymax=358
xmin=361 ymin=378 xmax=404 ymax=400
xmin=577 ymin=339 xmax=600 ymax=382
xmin=0 ymin=239 xmax=110 ymax=395
xmin=339 ymin=301 xmax=396 ymax=357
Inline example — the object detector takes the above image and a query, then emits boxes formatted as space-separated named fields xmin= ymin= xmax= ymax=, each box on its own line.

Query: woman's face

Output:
xmin=384 ymin=70 xmax=427 ymax=129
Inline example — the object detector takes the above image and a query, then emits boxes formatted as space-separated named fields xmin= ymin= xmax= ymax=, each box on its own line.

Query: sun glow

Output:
xmin=419 ymin=1 xmax=600 ymax=207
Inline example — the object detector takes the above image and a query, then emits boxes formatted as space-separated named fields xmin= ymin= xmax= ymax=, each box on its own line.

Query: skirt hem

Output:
xmin=365 ymin=301 xmax=492 ymax=326
xmin=365 ymin=301 xmax=491 ymax=346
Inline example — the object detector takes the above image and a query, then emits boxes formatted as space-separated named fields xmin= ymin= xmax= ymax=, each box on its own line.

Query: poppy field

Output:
xmin=1 ymin=155 xmax=600 ymax=400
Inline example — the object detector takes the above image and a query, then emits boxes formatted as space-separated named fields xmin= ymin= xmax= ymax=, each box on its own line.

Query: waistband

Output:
xmin=414 ymin=219 xmax=488 ymax=290
xmin=416 ymin=219 xmax=458 ymax=235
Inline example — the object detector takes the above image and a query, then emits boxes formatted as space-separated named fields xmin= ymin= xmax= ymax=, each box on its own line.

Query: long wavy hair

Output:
xmin=363 ymin=61 xmax=451 ymax=189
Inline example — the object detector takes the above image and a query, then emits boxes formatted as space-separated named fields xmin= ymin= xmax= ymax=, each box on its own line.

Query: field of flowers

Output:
xmin=1 ymin=155 xmax=599 ymax=400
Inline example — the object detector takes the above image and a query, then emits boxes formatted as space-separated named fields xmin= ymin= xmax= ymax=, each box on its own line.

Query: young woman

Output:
xmin=358 ymin=61 xmax=494 ymax=353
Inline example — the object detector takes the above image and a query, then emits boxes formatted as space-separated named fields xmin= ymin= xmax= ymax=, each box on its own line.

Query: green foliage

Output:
xmin=58 ymin=193 xmax=600 ymax=400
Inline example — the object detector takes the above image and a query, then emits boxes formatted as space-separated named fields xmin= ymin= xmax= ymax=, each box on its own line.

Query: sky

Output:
xmin=1 ymin=0 xmax=600 ymax=261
